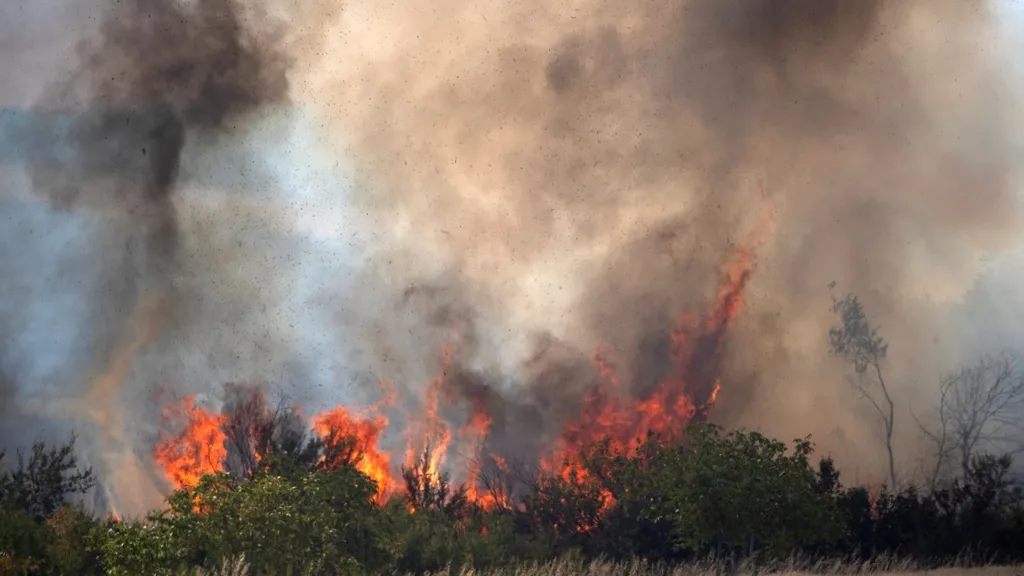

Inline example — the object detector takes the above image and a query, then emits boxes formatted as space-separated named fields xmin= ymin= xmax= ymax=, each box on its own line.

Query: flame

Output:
xmin=311 ymin=405 xmax=395 ymax=503
xmin=404 ymin=348 xmax=453 ymax=484
xmin=146 ymin=188 xmax=773 ymax=522
xmin=537 ymin=191 xmax=773 ymax=504
xmin=153 ymin=397 xmax=228 ymax=489
xmin=460 ymin=398 xmax=499 ymax=509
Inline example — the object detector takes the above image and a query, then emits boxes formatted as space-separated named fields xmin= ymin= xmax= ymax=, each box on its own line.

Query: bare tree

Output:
xmin=914 ymin=372 xmax=955 ymax=491
xmin=917 ymin=351 xmax=1024 ymax=485
xmin=221 ymin=382 xmax=310 ymax=479
xmin=828 ymin=284 xmax=897 ymax=488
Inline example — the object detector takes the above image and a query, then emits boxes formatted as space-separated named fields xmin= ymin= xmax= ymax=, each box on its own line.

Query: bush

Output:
xmin=0 ymin=435 xmax=102 ymax=575
xmin=4 ymin=424 xmax=1024 ymax=575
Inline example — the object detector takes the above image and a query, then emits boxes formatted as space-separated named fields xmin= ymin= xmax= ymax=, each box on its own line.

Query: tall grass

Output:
xmin=184 ymin=556 xmax=1024 ymax=576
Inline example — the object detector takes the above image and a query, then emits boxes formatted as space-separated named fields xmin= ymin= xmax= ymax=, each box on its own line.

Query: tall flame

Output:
xmin=460 ymin=396 xmax=497 ymax=508
xmin=404 ymin=348 xmax=454 ymax=483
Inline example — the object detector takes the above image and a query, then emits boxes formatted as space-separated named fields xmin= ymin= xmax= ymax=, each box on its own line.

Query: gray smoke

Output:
xmin=1 ymin=0 xmax=292 ymax=514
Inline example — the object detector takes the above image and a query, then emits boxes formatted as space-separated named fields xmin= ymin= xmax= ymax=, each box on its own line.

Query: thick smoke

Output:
xmin=27 ymin=0 xmax=290 ymax=292
xmin=1 ymin=0 xmax=292 ymax=513
xmin=2 ymin=0 xmax=1022 ymax=515
xmin=301 ymin=0 xmax=1024 ymax=476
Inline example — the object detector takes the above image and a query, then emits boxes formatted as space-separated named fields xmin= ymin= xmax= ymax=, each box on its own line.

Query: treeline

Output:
xmin=2 ymin=423 xmax=1023 ymax=575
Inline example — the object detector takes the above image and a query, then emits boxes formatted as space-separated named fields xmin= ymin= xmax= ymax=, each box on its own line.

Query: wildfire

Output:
xmin=539 ymin=241 xmax=760 ymax=485
xmin=404 ymin=366 xmax=452 ymax=484
xmin=153 ymin=397 xmax=228 ymax=489
xmin=534 ymin=191 xmax=773 ymax=499
xmin=460 ymin=398 xmax=498 ymax=509
xmin=149 ymin=190 xmax=774 ymax=521
xmin=311 ymin=406 xmax=395 ymax=503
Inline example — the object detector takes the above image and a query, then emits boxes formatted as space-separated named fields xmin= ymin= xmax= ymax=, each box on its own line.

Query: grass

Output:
xmin=185 ymin=556 xmax=1024 ymax=576
xmin=420 ymin=558 xmax=1024 ymax=576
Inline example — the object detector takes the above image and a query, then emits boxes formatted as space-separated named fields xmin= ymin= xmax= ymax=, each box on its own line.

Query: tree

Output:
xmin=641 ymin=425 xmax=843 ymax=558
xmin=221 ymin=383 xmax=317 ymax=480
xmin=918 ymin=352 xmax=1024 ymax=484
xmin=916 ymin=371 xmax=956 ymax=491
xmin=0 ymin=436 xmax=101 ymax=574
xmin=828 ymin=285 xmax=898 ymax=488
xmin=123 ymin=467 xmax=387 ymax=575
xmin=45 ymin=504 xmax=104 ymax=575
xmin=0 ymin=434 xmax=95 ymax=518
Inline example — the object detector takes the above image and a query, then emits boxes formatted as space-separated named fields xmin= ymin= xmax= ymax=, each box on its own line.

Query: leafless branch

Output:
xmin=919 ymin=351 xmax=1024 ymax=483
xmin=914 ymin=369 xmax=957 ymax=490
xmin=221 ymin=382 xmax=310 ymax=478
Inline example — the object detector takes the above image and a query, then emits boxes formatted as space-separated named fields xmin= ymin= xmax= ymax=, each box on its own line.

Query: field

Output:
xmin=467 ymin=565 xmax=1024 ymax=576
xmin=181 ymin=558 xmax=1024 ymax=576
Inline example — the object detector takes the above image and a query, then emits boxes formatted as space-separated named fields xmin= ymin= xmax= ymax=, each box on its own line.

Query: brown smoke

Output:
xmin=295 ymin=0 xmax=1022 ymax=476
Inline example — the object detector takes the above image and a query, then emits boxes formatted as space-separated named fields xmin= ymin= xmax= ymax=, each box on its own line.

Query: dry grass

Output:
xmin=184 ymin=556 xmax=1024 ymax=576
xmin=419 ymin=558 xmax=1024 ymax=576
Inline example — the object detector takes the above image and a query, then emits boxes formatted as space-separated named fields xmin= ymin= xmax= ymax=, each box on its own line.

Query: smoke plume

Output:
xmin=1 ymin=0 xmax=292 ymax=513
xmin=1 ymin=0 xmax=1022 ymax=515
xmin=302 ymin=0 xmax=1023 ymax=474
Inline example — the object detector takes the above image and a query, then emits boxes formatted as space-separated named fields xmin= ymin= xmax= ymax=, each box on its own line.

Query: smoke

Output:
xmin=300 ymin=0 xmax=1024 ymax=475
xmin=0 ymin=0 xmax=293 ymax=513
xmin=2 ymin=0 xmax=1023 ymax=514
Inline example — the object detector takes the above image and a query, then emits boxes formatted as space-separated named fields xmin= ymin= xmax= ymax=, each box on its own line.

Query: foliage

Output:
xmin=828 ymin=291 xmax=889 ymax=376
xmin=103 ymin=467 xmax=390 ymax=575
xmin=0 ymin=435 xmax=103 ymax=575
xmin=0 ymin=506 xmax=49 ymax=574
xmin=0 ymin=434 xmax=95 ymax=519
xmin=654 ymin=425 xmax=843 ymax=557
xmin=44 ymin=504 xmax=103 ymax=575
xmin=90 ymin=519 xmax=180 ymax=576
xmin=3 ymin=424 xmax=1024 ymax=575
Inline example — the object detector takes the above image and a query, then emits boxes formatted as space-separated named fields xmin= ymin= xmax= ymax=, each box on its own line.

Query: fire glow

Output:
xmin=152 ymin=200 xmax=773 ymax=510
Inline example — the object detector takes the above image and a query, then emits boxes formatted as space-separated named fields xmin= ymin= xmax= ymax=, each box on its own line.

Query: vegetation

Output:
xmin=1 ymin=421 xmax=1023 ymax=575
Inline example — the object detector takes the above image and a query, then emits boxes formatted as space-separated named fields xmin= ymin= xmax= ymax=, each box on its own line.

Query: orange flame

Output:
xmin=537 ymin=190 xmax=772 ymax=508
xmin=153 ymin=397 xmax=227 ymax=489
xmin=404 ymin=348 xmax=453 ymax=483
xmin=311 ymin=405 xmax=395 ymax=503
xmin=460 ymin=398 xmax=499 ymax=509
